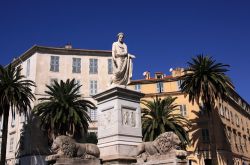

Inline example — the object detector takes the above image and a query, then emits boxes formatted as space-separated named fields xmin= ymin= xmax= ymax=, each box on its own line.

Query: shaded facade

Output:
xmin=128 ymin=68 xmax=250 ymax=165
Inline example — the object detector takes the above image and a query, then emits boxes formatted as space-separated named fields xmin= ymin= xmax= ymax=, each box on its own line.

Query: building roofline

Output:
xmin=11 ymin=45 xmax=112 ymax=66
xmin=130 ymin=76 xmax=249 ymax=108
xmin=130 ymin=76 xmax=177 ymax=84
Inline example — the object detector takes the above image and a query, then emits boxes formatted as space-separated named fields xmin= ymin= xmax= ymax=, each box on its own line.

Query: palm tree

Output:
xmin=33 ymin=79 xmax=96 ymax=139
xmin=180 ymin=55 xmax=232 ymax=164
xmin=0 ymin=64 xmax=35 ymax=164
xmin=141 ymin=96 xmax=190 ymax=146
xmin=180 ymin=55 xmax=231 ymax=112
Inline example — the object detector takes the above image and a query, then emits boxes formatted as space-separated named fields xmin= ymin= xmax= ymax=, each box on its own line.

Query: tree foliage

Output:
xmin=0 ymin=64 xmax=35 ymax=164
xmin=180 ymin=54 xmax=232 ymax=111
xmin=141 ymin=96 xmax=190 ymax=146
xmin=33 ymin=79 xmax=96 ymax=138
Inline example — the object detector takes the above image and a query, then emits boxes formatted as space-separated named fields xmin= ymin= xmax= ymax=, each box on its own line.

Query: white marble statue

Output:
xmin=111 ymin=32 xmax=135 ymax=86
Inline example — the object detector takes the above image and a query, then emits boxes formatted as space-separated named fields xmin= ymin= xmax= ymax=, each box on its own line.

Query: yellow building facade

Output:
xmin=128 ymin=68 xmax=250 ymax=165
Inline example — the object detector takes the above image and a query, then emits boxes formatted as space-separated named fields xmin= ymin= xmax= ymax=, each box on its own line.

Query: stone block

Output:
xmin=54 ymin=158 xmax=101 ymax=165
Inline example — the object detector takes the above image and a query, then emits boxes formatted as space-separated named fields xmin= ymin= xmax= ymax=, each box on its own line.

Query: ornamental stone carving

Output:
xmin=122 ymin=109 xmax=136 ymax=127
xmin=136 ymin=132 xmax=187 ymax=163
xmin=46 ymin=136 xmax=100 ymax=163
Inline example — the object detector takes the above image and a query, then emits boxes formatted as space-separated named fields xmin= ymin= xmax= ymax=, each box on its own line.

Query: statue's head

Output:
xmin=117 ymin=32 xmax=124 ymax=42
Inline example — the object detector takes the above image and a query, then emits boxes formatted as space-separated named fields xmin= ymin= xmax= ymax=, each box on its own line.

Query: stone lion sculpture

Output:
xmin=136 ymin=132 xmax=187 ymax=163
xmin=46 ymin=135 xmax=100 ymax=163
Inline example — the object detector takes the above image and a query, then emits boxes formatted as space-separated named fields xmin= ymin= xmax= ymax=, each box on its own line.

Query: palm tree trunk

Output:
xmin=207 ymin=103 xmax=218 ymax=165
xmin=0 ymin=107 xmax=10 ymax=165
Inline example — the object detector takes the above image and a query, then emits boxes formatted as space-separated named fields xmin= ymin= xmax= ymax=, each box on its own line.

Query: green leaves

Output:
xmin=33 ymin=79 xmax=95 ymax=138
xmin=141 ymin=96 xmax=190 ymax=146
xmin=181 ymin=54 xmax=232 ymax=112
xmin=0 ymin=64 xmax=35 ymax=164
xmin=0 ymin=64 xmax=35 ymax=116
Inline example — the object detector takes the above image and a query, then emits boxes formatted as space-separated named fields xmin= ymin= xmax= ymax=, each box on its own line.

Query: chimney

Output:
xmin=155 ymin=72 xmax=164 ymax=79
xmin=171 ymin=68 xmax=184 ymax=77
xmin=143 ymin=71 xmax=151 ymax=79
xmin=65 ymin=43 xmax=72 ymax=49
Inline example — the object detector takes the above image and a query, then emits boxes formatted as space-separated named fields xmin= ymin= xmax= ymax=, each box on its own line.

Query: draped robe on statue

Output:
xmin=111 ymin=41 xmax=133 ymax=86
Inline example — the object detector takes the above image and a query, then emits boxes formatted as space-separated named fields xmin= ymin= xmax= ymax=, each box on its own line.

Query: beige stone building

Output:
xmin=128 ymin=68 xmax=250 ymax=165
xmin=1 ymin=45 xmax=113 ymax=164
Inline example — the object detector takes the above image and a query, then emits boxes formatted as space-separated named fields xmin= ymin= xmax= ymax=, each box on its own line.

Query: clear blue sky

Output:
xmin=0 ymin=0 xmax=249 ymax=103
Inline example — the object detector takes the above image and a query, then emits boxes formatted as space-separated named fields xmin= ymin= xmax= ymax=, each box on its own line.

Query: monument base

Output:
xmin=133 ymin=159 xmax=188 ymax=165
xmin=54 ymin=158 xmax=101 ymax=165
xmin=93 ymin=87 xmax=144 ymax=165
xmin=102 ymin=155 xmax=137 ymax=165
xmin=132 ymin=154 xmax=188 ymax=165
xmin=134 ymin=154 xmax=188 ymax=165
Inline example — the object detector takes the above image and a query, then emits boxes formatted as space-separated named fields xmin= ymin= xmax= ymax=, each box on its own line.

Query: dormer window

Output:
xmin=156 ymin=75 xmax=162 ymax=79
xmin=155 ymin=72 xmax=164 ymax=79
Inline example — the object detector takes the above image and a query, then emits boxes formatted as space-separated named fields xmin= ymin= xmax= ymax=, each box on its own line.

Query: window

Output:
xmin=227 ymin=129 xmax=231 ymax=142
xmin=225 ymin=107 xmax=229 ymax=119
xmin=241 ymin=119 xmax=244 ymax=130
xmin=180 ymin=105 xmax=187 ymax=117
xmin=234 ymin=132 xmax=237 ymax=147
xmin=72 ymin=58 xmax=81 ymax=73
xmin=108 ymin=59 xmax=113 ymax=74
xmin=9 ymin=137 xmax=14 ymax=152
xmin=26 ymin=59 xmax=30 ymax=77
xmin=90 ymin=80 xmax=97 ymax=95
xmin=88 ymin=108 xmax=97 ymax=121
xmin=135 ymin=84 xmax=141 ymax=92
xmin=156 ymin=82 xmax=164 ymax=93
xmin=50 ymin=56 xmax=59 ymax=72
xmin=89 ymin=59 xmax=98 ymax=74
xmin=156 ymin=75 xmax=162 ymax=79
xmin=244 ymin=136 xmax=247 ymax=151
xmin=50 ymin=78 xmax=58 ymax=86
xmin=202 ymin=129 xmax=210 ymax=142
xmin=177 ymin=80 xmax=183 ymax=91
xmin=235 ymin=115 xmax=240 ymax=126
xmin=230 ymin=112 xmax=234 ymax=124
xmin=239 ymin=135 xmax=243 ymax=152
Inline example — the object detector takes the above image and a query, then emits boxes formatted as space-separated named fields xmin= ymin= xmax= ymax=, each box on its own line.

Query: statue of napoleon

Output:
xmin=111 ymin=32 xmax=135 ymax=86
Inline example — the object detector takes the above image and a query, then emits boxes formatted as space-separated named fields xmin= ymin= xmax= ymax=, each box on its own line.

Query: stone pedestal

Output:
xmin=134 ymin=154 xmax=188 ymax=165
xmin=93 ymin=87 xmax=144 ymax=165
xmin=134 ymin=159 xmax=188 ymax=165
xmin=54 ymin=158 xmax=101 ymax=165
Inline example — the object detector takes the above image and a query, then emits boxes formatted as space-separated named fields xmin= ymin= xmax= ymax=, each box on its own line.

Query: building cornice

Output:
xmin=143 ymin=91 xmax=184 ymax=98
xmin=129 ymin=76 xmax=181 ymax=85
xmin=11 ymin=45 xmax=112 ymax=66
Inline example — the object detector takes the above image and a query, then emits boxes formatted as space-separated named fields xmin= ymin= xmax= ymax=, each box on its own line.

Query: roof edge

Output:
xmin=10 ymin=45 xmax=112 ymax=66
